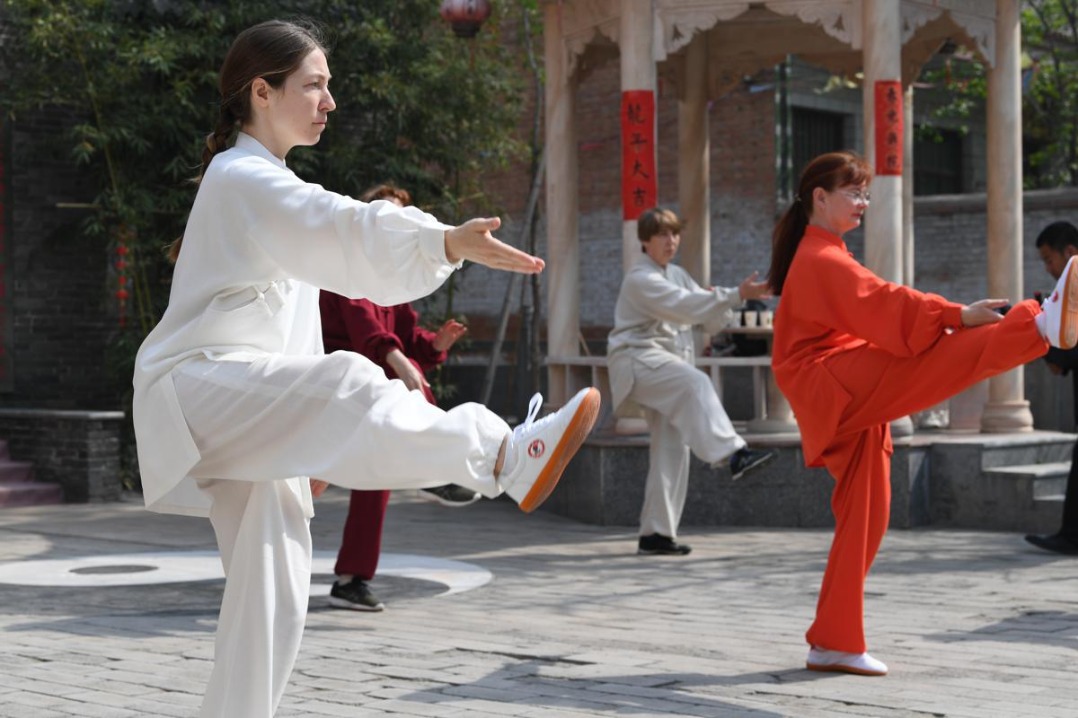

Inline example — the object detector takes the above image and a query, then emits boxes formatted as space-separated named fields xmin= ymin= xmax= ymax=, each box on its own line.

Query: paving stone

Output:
xmin=1 ymin=495 xmax=1078 ymax=716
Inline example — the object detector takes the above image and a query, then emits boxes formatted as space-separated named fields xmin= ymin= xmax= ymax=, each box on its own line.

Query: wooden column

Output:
xmin=678 ymin=32 xmax=710 ymax=287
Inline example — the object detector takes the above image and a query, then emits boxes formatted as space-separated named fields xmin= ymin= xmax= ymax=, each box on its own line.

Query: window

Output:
xmin=914 ymin=128 xmax=962 ymax=195
xmin=792 ymin=107 xmax=846 ymax=184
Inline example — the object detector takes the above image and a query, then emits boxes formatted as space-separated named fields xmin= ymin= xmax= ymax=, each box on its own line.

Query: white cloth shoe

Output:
xmin=498 ymin=388 xmax=600 ymax=513
xmin=806 ymin=646 xmax=888 ymax=676
xmin=1042 ymin=255 xmax=1078 ymax=349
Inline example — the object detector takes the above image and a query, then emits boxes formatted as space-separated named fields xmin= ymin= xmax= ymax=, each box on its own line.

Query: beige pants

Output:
xmin=622 ymin=356 xmax=745 ymax=538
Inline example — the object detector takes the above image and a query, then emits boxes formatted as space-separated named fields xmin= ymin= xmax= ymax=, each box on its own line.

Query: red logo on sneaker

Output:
xmin=528 ymin=439 xmax=545 ymax=458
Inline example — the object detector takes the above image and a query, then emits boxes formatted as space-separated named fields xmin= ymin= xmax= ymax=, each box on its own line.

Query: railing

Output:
xmin=545 ymin=351 xmax=795 ymax=434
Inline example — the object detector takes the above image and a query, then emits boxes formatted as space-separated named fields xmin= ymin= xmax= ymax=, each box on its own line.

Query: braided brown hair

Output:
xmin=168 ymin=19 xmax=327 ymax=263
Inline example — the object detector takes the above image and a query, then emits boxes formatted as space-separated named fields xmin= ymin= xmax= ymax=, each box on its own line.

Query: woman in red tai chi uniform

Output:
xmin=769 ymin=150 xmax=1078 ymax=676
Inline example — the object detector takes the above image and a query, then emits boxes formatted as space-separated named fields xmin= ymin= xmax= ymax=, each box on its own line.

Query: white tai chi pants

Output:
xmin=623 ymin=357 xmax=745 ymax=539
xmin=172 ymin=351 xmax=510 ymax=717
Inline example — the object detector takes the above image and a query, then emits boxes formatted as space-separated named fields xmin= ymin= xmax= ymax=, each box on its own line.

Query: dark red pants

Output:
xmin=806 ymin=300 xmax=1048 ymax=653
xmin=333 ymin=489 xmax=391 ymax=580
xmin=333 ymin=382 xmax=436 ymax=580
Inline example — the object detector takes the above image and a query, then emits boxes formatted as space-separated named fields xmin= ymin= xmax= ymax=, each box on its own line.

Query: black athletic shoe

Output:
xmin=329 ymin=579 xmax=385 ymax=611
xmin=637 ymin=533 xmax=692 ymax=556
xmin=419 ymin=484 xmax=481 ymax=507
xmin=729 ymin=448 xmax=776 ymax=480
xmin=1024 ymin=532 xmax=1078 ymax=556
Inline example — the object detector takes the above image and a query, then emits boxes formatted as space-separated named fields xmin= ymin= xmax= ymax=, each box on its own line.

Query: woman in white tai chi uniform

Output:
xmin=132 ymin=19 xmax=599 ymax=718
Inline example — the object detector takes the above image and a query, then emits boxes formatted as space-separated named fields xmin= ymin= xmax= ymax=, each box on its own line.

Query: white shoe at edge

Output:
xmin=1042 ymin=254 xmax=1078 ymax=349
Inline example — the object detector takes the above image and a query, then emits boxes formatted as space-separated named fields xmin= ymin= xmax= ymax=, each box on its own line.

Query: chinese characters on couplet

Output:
xmin=874 ymin=80 xmax=903 ymax=176
xmin=620 ymin=90 xmax=657 ymax=220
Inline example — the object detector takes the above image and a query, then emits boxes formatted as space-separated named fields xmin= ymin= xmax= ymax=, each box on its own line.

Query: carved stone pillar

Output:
xmin=981 ymin=0 xmax=1034 ymax=432
xmin=544 ymin=1 xmax=580 ymax=405
xmin=863 ymin=0 xmax=913 ymax=436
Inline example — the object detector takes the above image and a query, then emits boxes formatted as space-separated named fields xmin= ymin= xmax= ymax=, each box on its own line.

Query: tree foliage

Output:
xmin=0 ymin=0 xmax=526 ymax=338
xmin=916 ymin=0 xmax=1078 ymax=188
xmin=1022 ymin=0 xmax=1078 ymax=187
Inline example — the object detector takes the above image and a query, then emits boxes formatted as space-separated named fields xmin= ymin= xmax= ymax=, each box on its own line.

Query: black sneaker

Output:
xmin=1024 ymin=532 xmax=1078 ymax=556
xmin=637 ymin=533 xmax=692 ymax=556
xmin=729 ymin=448 xmax=776 ymax=480
xmin=419 ymin=484 xmax=481 ymax=507
xmin=329 ymin=579 xmax=385 ymax=612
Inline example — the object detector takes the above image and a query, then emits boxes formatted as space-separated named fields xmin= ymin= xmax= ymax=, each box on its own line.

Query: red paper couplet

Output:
xmin=621 ymin=90 xmax=657 ymax=220
xmin=874 ymin=80 xmax=903 ymax=176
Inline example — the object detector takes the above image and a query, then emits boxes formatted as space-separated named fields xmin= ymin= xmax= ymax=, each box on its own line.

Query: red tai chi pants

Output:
xmin=806 ymin=300 xmax=1048 ymax=653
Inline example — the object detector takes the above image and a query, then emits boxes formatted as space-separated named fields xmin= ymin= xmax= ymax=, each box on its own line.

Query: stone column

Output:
xmin=678 ymin=33 xmax=710 ymax=287
xmin=981 ymin=0 xmax=1034 ymax=432
xmin=620 ymin=0 xmax=656 ymax=273
xmin=862 ymin=0 xmax=913 ymax=435
xmin=543 ymin=1 xmax=579 ymax=406
xmin=903 ymin=84 xmax=915 ymax=286
xmin=861 ymin=0 xmax=903 ymax=285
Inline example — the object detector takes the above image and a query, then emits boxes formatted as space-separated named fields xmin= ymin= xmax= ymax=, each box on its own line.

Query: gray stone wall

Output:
xmin=0 ymin=409 xmax=125 ymax=502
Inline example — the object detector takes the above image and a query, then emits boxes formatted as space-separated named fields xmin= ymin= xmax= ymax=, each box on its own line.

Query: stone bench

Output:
xmin=545 ymin=353 xmax=792 ymax=433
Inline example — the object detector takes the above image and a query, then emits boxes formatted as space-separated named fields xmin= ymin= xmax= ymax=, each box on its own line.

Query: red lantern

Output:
xmin=439 ymin=0 xmax=492 ymax=39
xmin=114 ymin=229 xmax=130 ymax=327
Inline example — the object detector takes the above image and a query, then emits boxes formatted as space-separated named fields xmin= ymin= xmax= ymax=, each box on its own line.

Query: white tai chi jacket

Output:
xmin=606 ymin=255 xmax=739 ymax=414
xmin=133 ymin=133 xmax=459 ymax=517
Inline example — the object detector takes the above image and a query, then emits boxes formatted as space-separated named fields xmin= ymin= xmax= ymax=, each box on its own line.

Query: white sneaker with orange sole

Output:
xmin=499 ymin=388 xmax=601 ymax=513
xmin=1042 ymin=255 xmax=1078 ymax=349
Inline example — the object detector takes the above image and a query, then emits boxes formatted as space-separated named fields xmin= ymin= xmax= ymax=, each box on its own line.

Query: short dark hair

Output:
xmin=637 ymin=207 xmax=682 ymax=243
xmin=1035 ymin=221 xmax=1078 ymax=253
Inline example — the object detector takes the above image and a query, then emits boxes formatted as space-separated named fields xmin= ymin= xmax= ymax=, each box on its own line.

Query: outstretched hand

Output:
xmin=433 ymin=319 xmax=468 ymax=352
xmin=445 ymin=217 xmax=544 ymax=274
xmin=738 ymin=271 xmax=773 ymax=302
xmin=961 ymin=298 xmax=1008 ymax=327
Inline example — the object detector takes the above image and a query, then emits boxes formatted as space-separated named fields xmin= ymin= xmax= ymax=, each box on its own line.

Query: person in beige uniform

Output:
xmin=608 ymin=208 xmax=775 ymax=556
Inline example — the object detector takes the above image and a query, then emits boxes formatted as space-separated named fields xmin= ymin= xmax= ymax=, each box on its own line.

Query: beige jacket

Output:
xmin=607 ymin=255 xmax=740 ymax=413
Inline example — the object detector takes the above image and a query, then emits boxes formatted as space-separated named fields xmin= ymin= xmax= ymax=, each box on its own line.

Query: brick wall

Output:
xmin=4 ymin=110 xmax=119 ymax=410
xmin=454 ymin=62 xmax=779 ymax=339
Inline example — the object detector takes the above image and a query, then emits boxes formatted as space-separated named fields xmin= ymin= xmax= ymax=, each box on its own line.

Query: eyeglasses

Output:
xmin=838 ymin=189 xmax=872 ymax=204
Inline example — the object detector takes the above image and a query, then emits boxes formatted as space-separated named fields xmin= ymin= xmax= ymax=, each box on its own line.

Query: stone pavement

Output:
xmin=0 ymin=489 xmax=1077 ymax=718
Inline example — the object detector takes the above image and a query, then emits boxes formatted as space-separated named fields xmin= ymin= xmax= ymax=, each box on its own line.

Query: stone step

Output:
xmin=0 ymin=481 xmax=64 ymax=508
xmin=0 ymin=459 xmax=34 ymax=484
xmin=983 ymin=461 xmax=1071 ymax=500
xmin=979 ymin=436 xmax=1075 ymax=469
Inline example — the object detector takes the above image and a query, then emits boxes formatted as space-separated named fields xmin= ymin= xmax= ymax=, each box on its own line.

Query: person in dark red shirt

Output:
xmin=320 ymin=183 xmax=475 ymax=611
